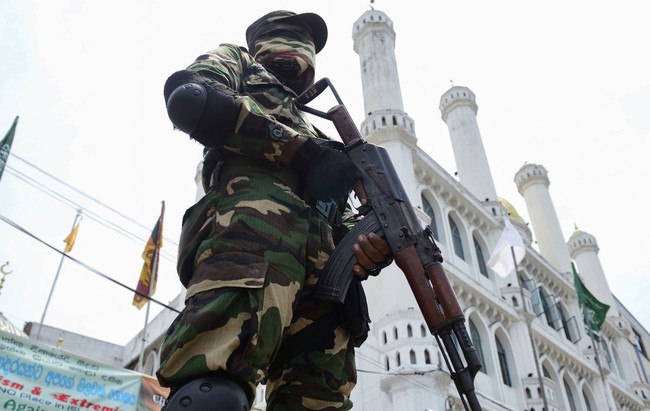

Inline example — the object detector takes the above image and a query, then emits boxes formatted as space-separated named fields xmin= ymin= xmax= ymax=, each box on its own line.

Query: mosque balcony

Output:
xmin=522 ymin=376 xmax=560 ymax=411
xmin=500 ymin=284 xmax=536 ymax=322
xmin=630 ymin=382 xmax=650 ymax=407
xmin=360 ymin=110 xmax=416 ymax=140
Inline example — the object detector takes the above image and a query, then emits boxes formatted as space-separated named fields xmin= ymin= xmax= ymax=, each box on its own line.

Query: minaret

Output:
xmin=352 ymin=8 xmax=418 ymax=195
xmin=515 ymin=163 xmax=572 ymax=274
xmin=568 ymin=228 xmax=619 ymax=317
xmin=351 ymin=11 xmax=448 ymax=409
xmin=439 ymin=86 xmax=498 ymax=203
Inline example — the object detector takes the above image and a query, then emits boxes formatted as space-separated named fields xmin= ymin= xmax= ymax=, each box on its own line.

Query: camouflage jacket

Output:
xmin=180 ymin=43 xmax=330 ymax=190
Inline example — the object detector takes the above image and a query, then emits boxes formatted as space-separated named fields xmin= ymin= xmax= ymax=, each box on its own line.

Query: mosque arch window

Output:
xmin=393 ymin=326 xmax=398 ymax=340
xmin=421 ymin=195 xmax=439 ymax=240
xmin=634 ymin=330 xmax=647 ymax=358
xmin=563 ymin=379 xmax=577 ymax=411
xmin=392 ymin=115 xmax=398 ymax=126
xmin=469 ymin=319 xmax=486 ymax=374
xmin=601 ymin=339 xmax=613 ymax=369
xmin=473 ymin=236 xmax=488 ymax=277
xmin=407 ymin=324 xmax=413 ymax=337
xmin=396 ymin=351 xmax=401 ymax=367
xmin=382 ymin=331 xmax=387 ymax=345
xmin=385 ymin=356 xmax=390 ymax=371
xmin=512 ymin=296 xmax=518 ymax=307
xmin=541 ymin=365 xmax=551 ymax=382
xmin=612 ymin=347 xmax=626 ymax=381
xmin=558 ymin=303 xmax=572 ymax=341
xmin=449 ymin=216 xmax=465 ymax=260
xmin=520 ymin=274 xmax=536 ymax=293
xmin=381 ymin=116 xmax=386 ymax=126
xmin=410 ymin=349 xmax=416 ymax=364
xmin=424 ymin=349 xmax=431 ymax=364
xmin=538 ymin=287 xmax=558 ymax=328
xmin=583 ymin=388 xmax=594 ymax=411
xmin=496 ymin=337 xmax=512 ymax=386
xmin=420 ymin=324 xmax=427 ymax=337
xmin=539 ymin=287 xmax=552 ymax=325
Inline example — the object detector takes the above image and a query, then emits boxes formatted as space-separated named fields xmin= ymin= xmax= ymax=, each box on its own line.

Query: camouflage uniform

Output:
xmin=156 ymin=44 xmax=356 ymax=411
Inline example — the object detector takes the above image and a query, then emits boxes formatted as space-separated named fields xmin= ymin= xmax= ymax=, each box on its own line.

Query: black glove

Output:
xmin=290 ymin=138 xmax=361 ymax=204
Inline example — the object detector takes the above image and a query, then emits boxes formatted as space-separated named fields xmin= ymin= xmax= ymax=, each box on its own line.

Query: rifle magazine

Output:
xmin=313 ymin=212 xmax=383 ymax=303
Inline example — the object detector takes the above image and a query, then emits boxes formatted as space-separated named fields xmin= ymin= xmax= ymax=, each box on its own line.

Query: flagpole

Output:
xmin=512 ymin=246 xmax=550 ymax=411
xmin=37 ymin=210 xmax=83 ymax=340
xmin=138 ymin=287 xmax=154 ymax=371
xmin=0 ymin=116 xmax=19 ymax=184
xmin=585 ymin=314 xmax=614 ymax=410
xmin=138 ymin=201 xmax=165 ymax=372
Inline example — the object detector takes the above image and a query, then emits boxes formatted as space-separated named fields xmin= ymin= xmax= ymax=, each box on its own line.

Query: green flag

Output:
xmin=0 ymin=116 xmax=19 ymax=182
xmin=573 ymin=262 xmax=610 ymax=341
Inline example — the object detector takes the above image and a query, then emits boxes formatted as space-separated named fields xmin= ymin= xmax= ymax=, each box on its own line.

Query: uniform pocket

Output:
xmin=177 ymin=192 xmax=219 ymax=287
xmin=185 ymin=251 xmax=268 ymax=300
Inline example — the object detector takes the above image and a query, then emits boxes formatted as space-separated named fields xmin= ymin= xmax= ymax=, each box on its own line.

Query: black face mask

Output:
xmin=264 ymin=59 xmax=313 ymax=93
xmin=253 ymin=30 xmax=316 ymax=94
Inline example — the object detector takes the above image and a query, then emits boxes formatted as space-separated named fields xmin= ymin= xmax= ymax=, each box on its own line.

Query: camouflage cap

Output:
xmin=246 ymin=10 xmax=328 ymax=54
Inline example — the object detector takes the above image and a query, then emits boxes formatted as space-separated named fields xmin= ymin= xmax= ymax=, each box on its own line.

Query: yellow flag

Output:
xmin=133 ymin=202 xmax=165 ymax=309
xmin=63 ymin=223 xmax=80 ymax=253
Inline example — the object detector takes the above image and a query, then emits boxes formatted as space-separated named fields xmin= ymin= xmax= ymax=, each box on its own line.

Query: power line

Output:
xmin=4 ymin=165 xmax=177 ymax=262
xmin=11 ymin=152 xmax=177 ymax=242
xmin=5 ymin=165 xmax=178 ymax=263
xmin=4 ymin=155 xmax=178 ymax=262
xmin=0 ymin=212 xmax=180 ymax=314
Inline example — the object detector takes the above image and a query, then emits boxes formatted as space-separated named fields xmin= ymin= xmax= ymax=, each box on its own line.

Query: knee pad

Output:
xmin=166 ymin=83 xmax=208 ymax=135
xmin=164 ymin=376 xmax=250 ymax=411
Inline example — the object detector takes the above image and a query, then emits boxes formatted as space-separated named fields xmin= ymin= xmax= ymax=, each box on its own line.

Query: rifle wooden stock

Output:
xmin=296 ymin=78 xmax=483 ymax=411
xmin=395 ymin=247 xmax=464 ymax=332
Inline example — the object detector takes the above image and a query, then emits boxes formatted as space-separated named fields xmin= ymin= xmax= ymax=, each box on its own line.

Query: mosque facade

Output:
xmin=347 ymin=7 xmax=650 ymax=411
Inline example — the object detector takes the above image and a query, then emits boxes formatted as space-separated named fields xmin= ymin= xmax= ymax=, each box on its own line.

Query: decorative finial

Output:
xmin=0 ymin=261 xmax=12 ymax=296
xmin=370 ymin=0 xmax=375 ymax=10
xmin=450 ymin=79 xmax=454 ymax=87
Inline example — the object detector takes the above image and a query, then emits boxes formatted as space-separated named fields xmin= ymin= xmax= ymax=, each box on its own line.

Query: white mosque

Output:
xmin=345 ymin=7 xmax=650 ymax=411
xmin=23 ymin=6 xmax=650 ymax=411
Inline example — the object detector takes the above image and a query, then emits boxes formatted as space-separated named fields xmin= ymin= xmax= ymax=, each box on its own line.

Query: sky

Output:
xmin=1 ymin=0 xmax=649 ymax=347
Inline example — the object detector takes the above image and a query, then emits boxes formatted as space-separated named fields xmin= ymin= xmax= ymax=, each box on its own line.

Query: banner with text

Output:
xmin=0 ymin=329 xmax=168 ymax=411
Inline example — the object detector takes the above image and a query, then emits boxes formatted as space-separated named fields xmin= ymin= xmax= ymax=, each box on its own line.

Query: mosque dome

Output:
xmin=498 ymin=197 xmax=525 ymax=223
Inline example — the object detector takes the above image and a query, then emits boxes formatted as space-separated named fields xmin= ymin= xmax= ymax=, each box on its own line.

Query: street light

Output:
xmin=0 ymin=261 xmax=13 ymax=295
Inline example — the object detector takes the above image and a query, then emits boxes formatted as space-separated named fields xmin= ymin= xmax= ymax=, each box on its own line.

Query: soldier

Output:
xmin=157 ymin=10 xmax=391 ymax=411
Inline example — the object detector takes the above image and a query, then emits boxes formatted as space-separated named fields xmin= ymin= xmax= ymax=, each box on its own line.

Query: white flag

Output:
xmin=487 ymin=218 xmax=526 ymax=278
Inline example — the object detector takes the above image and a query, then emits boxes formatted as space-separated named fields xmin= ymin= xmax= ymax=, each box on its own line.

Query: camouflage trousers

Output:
xmin=156 ymin=160 xmax=356 ymax=411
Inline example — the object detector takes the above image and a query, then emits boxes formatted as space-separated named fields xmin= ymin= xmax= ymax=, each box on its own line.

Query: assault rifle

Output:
xmin=297 ymin=78 xmax=483 ymax=411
